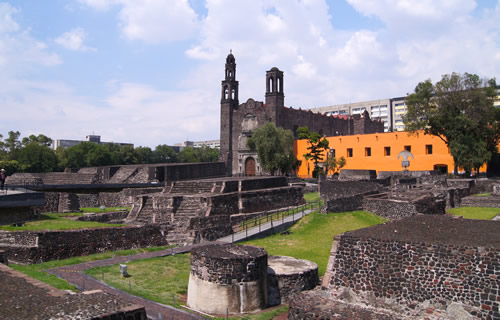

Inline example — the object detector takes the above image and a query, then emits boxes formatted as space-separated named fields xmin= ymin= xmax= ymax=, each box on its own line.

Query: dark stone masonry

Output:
xmin=0 ymin=225 xmax=168 ymax=264
xmin=190 ymin=244 xmax=268 ymax=285
xmin=322 ymin=215 xmax=500 ymax=319
xmin=0 ymin=263 xmax=146 ymax=319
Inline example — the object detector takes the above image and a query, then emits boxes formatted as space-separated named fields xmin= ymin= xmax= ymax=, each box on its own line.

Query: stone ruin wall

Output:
xmin=362 ymin=193 xmax=446 ymax=219
xmin=77 ymin=187 xmax=164 ymax=208
xmin=319 ymin=180 xmax=386 ymax=214
xmin=0 ymin=225 xmax=168 ymax=264
xmin=239 ymin=186 xmax=304 ymax=213
xmin=323 ymin=234 xmax=500 ymax=319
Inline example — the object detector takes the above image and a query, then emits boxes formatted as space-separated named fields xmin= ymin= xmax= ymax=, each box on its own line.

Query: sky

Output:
xmin=0 ymin=0 xmax=499 ymax=148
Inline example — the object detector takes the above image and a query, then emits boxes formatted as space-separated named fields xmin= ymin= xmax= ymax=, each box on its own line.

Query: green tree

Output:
xmin=324 ymin=153 xmax=346 ymax=177
xmin=21 ymin=134 xmax=52 ymax=147
xmin=3 ymin=131 xmax=22 ymax=160
xmin=195 ymin=146 xmax=220 ymax=163
xmin=0 ymin=160 xmax=20 ymax=175
xmin=297 ymin=127 xmax=329 ymax=178
xmin=178 ymin=147 xmax=199 ymax=163
xmin=87 ymin=144 xmax=112 ymax=167
xmin=18 ymin=143 xmax=58 ymax=172
xmin=134 ymin=146 xmax=154 ymax=164
xmin=153 ymin=145 xmax=178 ymax=163
xmin=403 ymin=72 xmax=498 ymax=176
xmin=247 ymin=122 xmax=295 ymax=176
xmin=58 ymin=142 xmax=95 ymax=168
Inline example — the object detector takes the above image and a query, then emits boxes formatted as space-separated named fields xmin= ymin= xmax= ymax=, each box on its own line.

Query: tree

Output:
xmin=403 ymin=72 xmax=498 ymax=176
xmin=195 ymin=145 xmax=219 ymax=163
xmin=324 ymin=152 xmax=346 ymax=177
xmin=0 ymin=160 xmax=20 ymax=175
xmin=297 ymin=126 xmax=329 ymax=178
xmin=247 ymin=122 xmax=296 ymax=176
xmin=134 ymin=146 xmax=154 ymax=164
xmin=18 ymin=143 xmax=58 ymax=172
xmin=3 ymin=131 xmax=21 ymax=160
xmin=21 ymin=134 xmax=52 ymax=147
xmin=153 ymin=145 xmax=178 ymax=163
xmin=178 ymin=147 xmax=199 ymax=163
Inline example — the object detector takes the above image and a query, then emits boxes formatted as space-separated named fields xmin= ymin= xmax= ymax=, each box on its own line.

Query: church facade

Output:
xmin=219 ymin=52 xmax=384 ymax=176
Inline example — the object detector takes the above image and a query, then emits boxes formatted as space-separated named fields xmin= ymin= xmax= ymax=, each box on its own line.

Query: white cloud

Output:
xmin=55 ymin=27 xmax=96 ymax=52
xmin=81 ymin=0 xmax=200 ymax=43
xmin=0 ymin=2 xmax=19 ymax=33
xmin=0 ymin=3 xmax=60 ymax=72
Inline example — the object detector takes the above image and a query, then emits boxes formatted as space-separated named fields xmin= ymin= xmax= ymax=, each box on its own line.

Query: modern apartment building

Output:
xmin=309 ymin=98 xmax=392 ymax=132
xmin=310 ymin=85 xmax=500 ymax=132
xmin=52 ymin=135 xmax=133 ymax=150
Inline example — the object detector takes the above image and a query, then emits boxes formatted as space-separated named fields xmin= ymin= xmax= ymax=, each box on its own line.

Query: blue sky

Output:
xmin=0 ymin=0 xmax=499 ymax=148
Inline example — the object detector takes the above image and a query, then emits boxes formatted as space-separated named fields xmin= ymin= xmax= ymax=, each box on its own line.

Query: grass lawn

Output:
xmin=303 ymin=192 xmax=320 ymax=203
xmin=447 ymin=207 xmax=499 ymax=220
xmin=86 ymin=254 xmax=191 ymax=308
xmin=0 ymin=213 xmax=126 ymax=231
xmin=242 ymin=210 xmax=386 ymax=276
xmin=10 ymin=246 xmax=173 ymax=291
xmin=81 ymin=207 xmax=130 ymax=213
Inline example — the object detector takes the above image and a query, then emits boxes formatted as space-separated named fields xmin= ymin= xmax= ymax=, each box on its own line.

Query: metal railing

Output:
xmin=228 ymin=199 xmax=323 ymax=242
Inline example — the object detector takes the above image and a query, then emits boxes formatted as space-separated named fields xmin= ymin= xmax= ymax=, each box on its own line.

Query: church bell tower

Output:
xmin=219 ymin=51 xmax=239 ymax=175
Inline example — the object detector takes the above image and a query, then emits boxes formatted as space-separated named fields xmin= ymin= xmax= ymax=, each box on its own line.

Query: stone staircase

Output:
xmin=169 ymin=181 xmax=222 ymax=194
xmin=57 ymin=193 xmax=81 ymax=213
xmin=108 ymin=167 xmax=137 ymax=184
xmin=126 ymin=167 xmax=150 ymax=183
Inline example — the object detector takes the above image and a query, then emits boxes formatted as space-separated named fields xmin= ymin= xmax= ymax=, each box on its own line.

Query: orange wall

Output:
xmin=295 ymin=131 xmax=469 ymax=178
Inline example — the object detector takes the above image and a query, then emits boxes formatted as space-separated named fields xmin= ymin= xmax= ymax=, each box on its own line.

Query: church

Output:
xmin=219 ymin=52 xmax=384 ymax=176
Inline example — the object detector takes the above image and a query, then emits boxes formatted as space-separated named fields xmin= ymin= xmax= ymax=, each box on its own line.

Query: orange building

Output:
xmin=295 ymin=131 xmax=486 ymax=177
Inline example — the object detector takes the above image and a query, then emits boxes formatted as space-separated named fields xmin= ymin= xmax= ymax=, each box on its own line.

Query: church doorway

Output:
xmin=245 ymin=157 xmax=256 ymax=176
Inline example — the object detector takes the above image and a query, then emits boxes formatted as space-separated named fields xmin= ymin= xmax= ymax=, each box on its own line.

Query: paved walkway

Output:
xmin=47 ymin=203 xmax=321 ymax=320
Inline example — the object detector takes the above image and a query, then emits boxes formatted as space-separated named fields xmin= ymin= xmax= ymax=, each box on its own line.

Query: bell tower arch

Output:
xmin=265 ymin=67 xmax=284 ymax=125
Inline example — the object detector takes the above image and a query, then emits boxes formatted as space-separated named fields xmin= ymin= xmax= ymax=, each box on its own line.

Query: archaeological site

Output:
xmin=0 ymin=53 xmax=498 ymax=320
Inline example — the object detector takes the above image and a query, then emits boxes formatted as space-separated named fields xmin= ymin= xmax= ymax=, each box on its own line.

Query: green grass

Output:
xmin=303 ymin=192 xmax=320 ymax=203
xmin=10 ymin=245 xmax=173 ymax=291
xmin=473 ymin=193 xmax=492 ymax=197
xmin=86 ymin=254 xmax=190 ymax=308
xmin=81 ymin=207 xmax=130 ymax=213
xmin=447 ymin=207 xmax=499 ymax=220
xmin=242 ymin=210 xmax=387 ymax=276
xmin=0 ymin=213 xmax=126 ymax=231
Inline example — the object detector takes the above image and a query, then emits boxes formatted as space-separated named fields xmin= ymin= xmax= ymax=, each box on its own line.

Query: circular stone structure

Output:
xmin=187 ymin=244 xmax=268 ymax=314
xmin=267 ymin=255 xmax=319 ymax=306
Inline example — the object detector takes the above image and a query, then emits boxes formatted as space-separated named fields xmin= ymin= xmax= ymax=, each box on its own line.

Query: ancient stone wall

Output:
xmin=40 ymin=192 xmax=60 ymax=213
xmin=339 ymin=169 xmax=377 ymax=181
xmin=239 ymin=186 xmax=303 ymax=213
xmin=190 ymin=244 xmax=267 ymax=285
xmin=460 ymin=195 xmax=500 ymax=208
xmin=362 ymin=193 xmax=445 ymax=219
xmin=208 ymin=194 xmax=239 ymax=215
xmin=240 ymin=177 xmax=288 ymax=191
xmin=470 ymin=178 xmax=500 ymax=194
xmin=187 ymin=215 xmax=233 ymax=242
xmin=320 ymin=180 xmax=384 ymax=199
xmin=0 ymin=207 xmax=38 ymax=225
xmin=322 ymin=194 xmax=365 ymax=213
xmin=323 ymin=216 xmax=500 ymax=320
xmin=0 ymin=225 xmax=168 ymax=264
